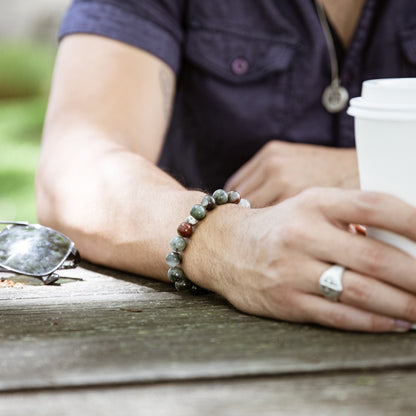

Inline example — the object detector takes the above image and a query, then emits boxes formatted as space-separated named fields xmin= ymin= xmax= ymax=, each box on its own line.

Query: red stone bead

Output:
xmin=177 ymin=222 xmax=193 ymax=238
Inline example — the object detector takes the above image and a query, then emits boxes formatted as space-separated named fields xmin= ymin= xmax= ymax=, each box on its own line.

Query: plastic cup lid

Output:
xmin=347 ymin=78 xmax=416 ymax=120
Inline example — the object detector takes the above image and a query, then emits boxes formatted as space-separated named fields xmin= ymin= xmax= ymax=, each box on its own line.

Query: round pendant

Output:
xmin=321 ymin=84 xmax=349 ymax=113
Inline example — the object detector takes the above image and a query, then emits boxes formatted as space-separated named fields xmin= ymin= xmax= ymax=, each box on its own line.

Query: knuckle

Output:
xmin=284 ymin=297 xmax=307 ymax=322
xmin=368 ymin=315 xmax=389 ymax=332
xmin=345 ymin=276 xmax=372 ymax=305
xmin=294 ymin=189 xmax=314 ymax=208
xmin=264 ymin=155 xmax=281 ymax=174
xmin=264 ymin=140 xmax=279 ymax=152
xmin=357 ymin=191 xmax=383 ymax=206
xmin=277 ymin=223 xmax=308 ymax=249
xmin=293 ymin=187 xmax=328 ymax=213
xmin=359 ymin=246 xmax=385 ymax=275
xmin=279 ymin=175 xmax=296 ymax=191
xmin=297 ymin=187 xmax=324 ymax=205
xmin=273 ymin=223 xmax=294 ymax=250
xmin=353 ymin=192 xmax=382 ymax=222
xmin=327 ymin=309 xmax=348 ymax=328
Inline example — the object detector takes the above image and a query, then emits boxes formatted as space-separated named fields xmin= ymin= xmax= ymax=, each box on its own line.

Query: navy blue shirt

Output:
xmin=60 ymin=0 xmax=416 ymax=192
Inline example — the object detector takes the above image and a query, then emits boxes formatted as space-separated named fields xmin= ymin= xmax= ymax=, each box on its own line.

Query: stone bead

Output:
xmin=190 ymin=284 xmax=208 ymax=296
xmin=190 ymin=204 xmax=206 ymax=220
xmin=168 ymin=267 xmax=184 ymax=283
xmin=185 ymin=215 xmax=198 ymax=225
xmin=166 ymin=251 xmax=182 ymax=267
xmin=228 ymin=191 xmax=241 ymax=204
xmin=213 ymin=189 xmax=228 ymax=205
xmin=238 ymin=198 xmax=251 ymax=208
xmin=177 ymin=222 xmax=193 ymax=238
xmin=170 ymin=235 xmax=186 ymax=252
xmin=174 ymin=277 xmax=193 ymax=291
xmin=201 ymin=195 xmax=216 ymax=211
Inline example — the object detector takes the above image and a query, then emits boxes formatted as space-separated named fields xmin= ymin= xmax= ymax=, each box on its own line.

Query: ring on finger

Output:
xmin=319 ymin=264 xmax=345 ymax=302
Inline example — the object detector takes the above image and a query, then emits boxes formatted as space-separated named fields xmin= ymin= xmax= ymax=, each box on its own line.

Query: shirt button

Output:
xmin=231 ymin=57 xmax=249 ymax=75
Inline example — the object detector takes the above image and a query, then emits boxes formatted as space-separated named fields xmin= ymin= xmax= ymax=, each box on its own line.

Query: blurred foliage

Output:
xmin=0 ymin=43 xmax=55 ymax=99
xmin=0 ymin=42 xmax=56 ymax=223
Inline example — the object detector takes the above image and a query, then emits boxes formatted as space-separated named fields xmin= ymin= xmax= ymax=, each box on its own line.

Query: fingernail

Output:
xmin=395 ymin=320 xmax=412 ymax=332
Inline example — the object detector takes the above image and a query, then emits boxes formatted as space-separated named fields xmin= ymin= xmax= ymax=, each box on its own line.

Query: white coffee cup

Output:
xmin=347 ymin=78 xmax=416 ymax=257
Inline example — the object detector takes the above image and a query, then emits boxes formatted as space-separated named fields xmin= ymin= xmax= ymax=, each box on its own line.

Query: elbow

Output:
xmin=35 ymin=152 xmax=111 ymax=266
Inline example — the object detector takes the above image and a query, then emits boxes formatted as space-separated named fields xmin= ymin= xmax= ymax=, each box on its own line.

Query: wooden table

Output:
xmin=1 ymin=263 xmax=415 ymax=415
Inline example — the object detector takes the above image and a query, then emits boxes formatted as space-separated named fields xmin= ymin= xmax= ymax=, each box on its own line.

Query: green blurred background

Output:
xmin=0 ymin=44 xmax=55 ymax=223
xmin=0 ymin=1 xmax=70 ymax=223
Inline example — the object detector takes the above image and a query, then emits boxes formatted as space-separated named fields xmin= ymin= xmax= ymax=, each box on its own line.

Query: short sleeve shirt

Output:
xmin=60 ymin=0 xmax=416 ymax=192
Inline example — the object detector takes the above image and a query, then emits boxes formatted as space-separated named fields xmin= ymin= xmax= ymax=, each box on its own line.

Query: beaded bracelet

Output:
xmin=165 ymin=189 xmax=251 ymax=295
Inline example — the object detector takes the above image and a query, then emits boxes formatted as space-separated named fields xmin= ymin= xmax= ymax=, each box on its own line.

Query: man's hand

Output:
xmin=224 ymin=140 xmax=359 ymax=207
xmin=185 ymin=188 xmax=416 ymax=333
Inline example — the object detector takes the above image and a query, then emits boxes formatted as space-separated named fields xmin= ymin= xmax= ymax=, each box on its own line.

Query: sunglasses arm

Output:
xmin=60 ymin=247 xmax=81 ymax=270
xmin=0 ymin=221 xmax=29 ymax=226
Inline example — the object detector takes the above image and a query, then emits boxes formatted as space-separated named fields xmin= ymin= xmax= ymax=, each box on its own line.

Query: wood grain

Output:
xmin=0 ymin=370 xmax=414 ymax=416
xmin=1 ymin=263 xmax=415 ymax=392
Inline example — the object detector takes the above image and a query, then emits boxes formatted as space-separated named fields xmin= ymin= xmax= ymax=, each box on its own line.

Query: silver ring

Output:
xmin=319 ymin=265 xmax=345 ymax=302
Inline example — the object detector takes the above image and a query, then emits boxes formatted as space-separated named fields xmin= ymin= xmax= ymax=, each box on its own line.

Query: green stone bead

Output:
xmin=201 ymin=195 xmax=216 ymax=211
xmin=228 ymin=190 xmax=241 ymax=204
xmin=213 ymin=189 xmax=228 ymax=205
xmin=168 ymin=267 xmax=184 ymax=283
xmin=175 ymin=277 xmax=193 ymax=291
xmin=170 ymin=235 xmax=186 ymax=252
xmin=166 ymin=251 xmax=182 ymax=267
xmin=190 ymin=204 xmax=206 ymax=220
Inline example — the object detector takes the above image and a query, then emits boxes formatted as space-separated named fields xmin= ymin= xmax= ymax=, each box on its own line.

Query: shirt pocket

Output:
xmin=182 ymin=26 xmax=298 ymax=139
xmin=400 ymin=26 xmax=416 ymax=76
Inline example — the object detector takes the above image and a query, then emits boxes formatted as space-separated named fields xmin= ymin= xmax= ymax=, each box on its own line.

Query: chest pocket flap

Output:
xmin=185 ymin=27 xmax=298 ymax=83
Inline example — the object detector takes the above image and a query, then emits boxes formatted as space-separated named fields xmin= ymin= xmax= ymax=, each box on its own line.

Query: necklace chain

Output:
xmin=314 ymin=0 xmax=349 ymax=113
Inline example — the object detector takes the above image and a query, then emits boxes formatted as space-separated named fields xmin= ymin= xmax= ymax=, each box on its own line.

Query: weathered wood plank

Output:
xmin=0 ymin=370 xmax=415 ymax=416
xmin=1 ymin=264 xmax=416 ymax=390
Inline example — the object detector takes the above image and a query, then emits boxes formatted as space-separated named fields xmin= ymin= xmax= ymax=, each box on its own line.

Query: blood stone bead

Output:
xmin=185 ymin=215 xmax=198 ymax=225
xmin=170 ymin=235 xmax=186 ymax=252
xmin=213 ymin=189 xmax=228 ymax=205
xmin=168 ymin=267 xmax=184 ymax=282
xmin=190 ymin=204 xmax=206 ymax=220
xmin=228 ymin=191 xmax=241 ymax=204
xmin=201 ymin=195 xmax=216 ymax=211
xmin=166 ymin=251 xmax=182 ymax=267
xmin=167 ymin=190 xmax=250 ymax=295
xmin=177 ymin=222 xmax=193 ymax=238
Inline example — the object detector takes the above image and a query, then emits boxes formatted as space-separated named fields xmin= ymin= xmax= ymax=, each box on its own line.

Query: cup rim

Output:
xmin=348 ymin=96 xmax=416 ymax=120
xmin=348 ymin=78 xmax=416 ymax=120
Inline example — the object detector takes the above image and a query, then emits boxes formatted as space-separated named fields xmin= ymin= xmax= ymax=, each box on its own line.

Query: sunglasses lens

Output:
xmin=0 ymin=224 xmax=73 ymax=276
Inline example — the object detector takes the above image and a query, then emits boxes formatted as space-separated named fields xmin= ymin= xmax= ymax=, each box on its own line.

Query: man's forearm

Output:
xmin=36 ymin=128 xmax=207 ymax=281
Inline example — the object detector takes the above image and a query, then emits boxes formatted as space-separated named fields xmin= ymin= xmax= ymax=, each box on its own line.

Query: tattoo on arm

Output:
xmin=158 ymin=67 xmax=174 ymax=122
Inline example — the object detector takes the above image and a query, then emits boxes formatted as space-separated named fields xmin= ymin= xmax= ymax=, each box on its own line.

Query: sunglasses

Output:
xmin=0 ymin=221 xmax=81 ymax=285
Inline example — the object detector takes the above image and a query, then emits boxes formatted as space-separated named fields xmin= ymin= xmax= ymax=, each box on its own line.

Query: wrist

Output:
xmin=179 ymin=197 xmax=254 ymax=295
